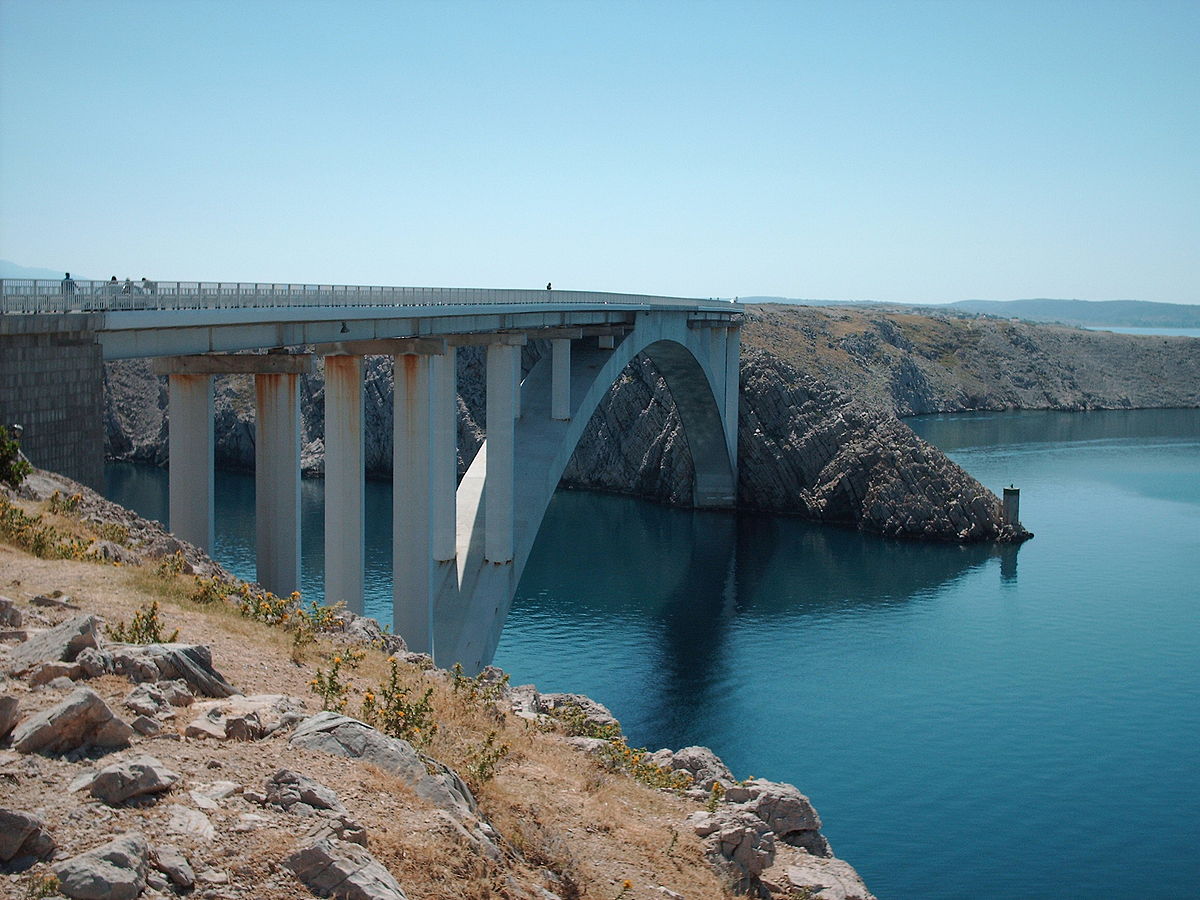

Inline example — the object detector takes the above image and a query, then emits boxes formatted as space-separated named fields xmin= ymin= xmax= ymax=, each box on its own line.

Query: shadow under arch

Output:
xmin=434 ymin=310 xmax=738 ymax=671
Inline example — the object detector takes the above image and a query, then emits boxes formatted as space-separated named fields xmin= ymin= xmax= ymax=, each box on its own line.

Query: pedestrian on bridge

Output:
xmin=61 ymin=272 xmax=75 ymax=296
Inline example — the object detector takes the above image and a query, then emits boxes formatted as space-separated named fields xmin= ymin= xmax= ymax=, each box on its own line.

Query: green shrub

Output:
xmin=105 ymin=600 xmax=180 ymax=644
xmin=0 ymin=425 xmax=32 ymax=489
xmin=360 ymin=657 xmax=438 ymax=746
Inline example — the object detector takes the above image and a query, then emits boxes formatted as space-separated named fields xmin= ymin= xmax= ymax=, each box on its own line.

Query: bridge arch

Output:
xmin=433 ymin=310 xmax=739 ymax=671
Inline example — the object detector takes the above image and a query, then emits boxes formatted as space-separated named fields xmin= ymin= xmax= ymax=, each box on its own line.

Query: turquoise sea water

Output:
xmin=104 ymin=407 xmax=1200 ymax=899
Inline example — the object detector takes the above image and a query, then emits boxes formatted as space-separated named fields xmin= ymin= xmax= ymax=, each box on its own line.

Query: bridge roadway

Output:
xmin=0 ymin=279 xmax=741 ymax=671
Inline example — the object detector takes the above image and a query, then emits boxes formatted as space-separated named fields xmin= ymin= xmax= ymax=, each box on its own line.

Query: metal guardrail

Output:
xmin=0 ymin=279 xmax=736 ymax=315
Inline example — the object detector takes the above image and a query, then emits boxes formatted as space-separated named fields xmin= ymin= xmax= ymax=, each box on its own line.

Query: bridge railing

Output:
xmin=0 ymin=279 xmax=736 ymax=315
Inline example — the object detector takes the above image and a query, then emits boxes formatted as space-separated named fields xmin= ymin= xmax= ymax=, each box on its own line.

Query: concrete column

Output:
xmin=323 ymin=355 xmax=364 ymax=613
xmin=512 ymin=345 xmax=522 ymax=419
xmin=710 ymin=325 xmax=727 ymax=387
xmin=724 ymin=325 xmax=741 ymax=478
xmin=167 ymin=374 xmax=213 ymax=552
xmin=431 ymin=347 xmax=457 ymax=562
xmin=551 ymin=338 xmax=571 ymax=420
xmin=393 ymin=353 xmax=435 ymax=653
xmin=255 ymin=372 xmax=302 ymax=597
xmin=485 ymin=342 xmax=516 ymax=564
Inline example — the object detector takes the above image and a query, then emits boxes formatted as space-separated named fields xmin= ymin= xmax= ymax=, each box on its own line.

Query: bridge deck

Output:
xmin=0 ymin=279 xmax=734 ymax=315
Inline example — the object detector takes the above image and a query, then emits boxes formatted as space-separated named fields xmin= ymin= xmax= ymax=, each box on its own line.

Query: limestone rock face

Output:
xmin=0 ymin=595 xmax=22 ymax=627
xmin=52 ymin=832 xmax=150 ymax=900
xmin=184 ymin=693 xmax=306 ymax=740
xmin=110 ymin=643 xmax=237 ymax=697
xmin=88 ymin=754 xmax=181 ymax=805
xmin=725 ymin=778 xmax=829 ymax=856
xmin=290 ymin=712 xmax=475 ymax=818
xmin=9 ymin=686 xmax=134 ymax=754
xmin=0 ymin=695 xmax=19 ymax=738
xmin=151 ymin=844 xmax=196 ymax=890
xmin=284 ymin=836 xmax=409 ymax=900
xmin=266 ymin=768 xmax=346 ymax=814
xmin=0 ymin=808 xmax=57 ymax=864
xmin=762 ymin=843 xmax=878 ymax=900
xmin=123 ymin=679 xmax=193 ymax=718
xmin=647 ymin=745 xmax=735 ymax=791
xmin=6 ymin=614 xmax=103 ymax=674
xmin=689 ymin=807 xmax=777 ymax=886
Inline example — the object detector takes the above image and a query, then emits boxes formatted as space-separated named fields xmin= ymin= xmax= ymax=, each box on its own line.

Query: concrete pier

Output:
xmin=485 ymin=342 xmax=516 ymax=564
xmin=393 ymin=352 xmax=436 ymax=653
xmin=255 ymin=372 xmax=302 ymax=597
xmin=166 ymin=374 xmax=214 ymax=552
xmin=323 ymin=355 xmax=365 ymax=612
xmin=431 ymin=348 xmax=458 ymax=563
xmin=551 ymin=338 xmax=571 ymax=420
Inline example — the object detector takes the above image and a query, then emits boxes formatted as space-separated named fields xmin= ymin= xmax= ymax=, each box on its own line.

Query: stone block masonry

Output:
xmin=0 ymin=314 xmax=105 ymax=488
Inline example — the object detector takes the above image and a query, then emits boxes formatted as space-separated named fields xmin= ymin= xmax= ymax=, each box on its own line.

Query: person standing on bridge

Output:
xmin=61 ymin=272 xmax=76 ymax=297
xmin=546 ymin=282 xmax=552 ymax=291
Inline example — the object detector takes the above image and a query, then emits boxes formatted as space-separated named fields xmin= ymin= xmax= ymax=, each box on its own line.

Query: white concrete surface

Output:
xmin=254 ymin=373 xmax=302 ymax=597
xmin=551 ymin=338 xmax=571 ymax=420
xmin=484 ymin=342 xmax=516 ymax=564
xmin=393 ymin=352 xmax=435 ymax=653
xmin=323 ymin=355 xmax=364 ymax=613
xmin=167 ymin=374 xmax=214 ymax=551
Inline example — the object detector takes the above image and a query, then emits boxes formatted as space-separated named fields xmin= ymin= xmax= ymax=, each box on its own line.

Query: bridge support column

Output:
xmin=167 ymin=374 xmax=213 ymax=551
xmin=551 ymin=339 xmax=571 ymax=420
xmin=724 ymin=325 xmax=741 ymax=478
xmin=255 ymin=372 xmax=302 ymax=597
xmin=485 ymin=342 xmax=516 ymax=564
xmin=393 ymin=352 xmax=436 ymax=653
xmin=323 ymin=355 xmax=364 ymax=613
xmin=431 ymin=347 xmax=457 ymax=563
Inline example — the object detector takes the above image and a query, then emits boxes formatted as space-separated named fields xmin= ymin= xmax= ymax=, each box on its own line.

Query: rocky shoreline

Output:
xmin=2 ymin=470 xmax=876 ymax=899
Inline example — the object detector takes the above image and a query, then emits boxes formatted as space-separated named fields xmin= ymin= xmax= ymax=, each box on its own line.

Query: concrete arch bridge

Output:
xmin=0 ymin=280 xmax=741 ymax=671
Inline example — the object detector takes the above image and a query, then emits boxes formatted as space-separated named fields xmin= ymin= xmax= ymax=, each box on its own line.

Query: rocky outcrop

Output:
xmin=4 ymin=614 xmax=102 ymax=675
xmin=86 ymin=754 xmax=181 ymax=805
xmin=0 ymin=808 xmax=57 ymax=866
xmin=52 ymin=832 xmax=150 ymax=900
xmin=284 ymin=836 xmax=410 ymax=900
xmin=9 ymin=686 xmax=134 ymax=754
xmin=743 ymin=303 xmax=1200 ymax=416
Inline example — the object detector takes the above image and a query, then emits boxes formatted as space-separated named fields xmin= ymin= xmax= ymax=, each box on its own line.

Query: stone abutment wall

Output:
xmin=0 ymin=313 xmax=105 ymax=488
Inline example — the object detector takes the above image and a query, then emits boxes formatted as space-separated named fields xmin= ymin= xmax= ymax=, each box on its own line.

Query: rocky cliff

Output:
xmin=102 ymin=304 xmax=1197 ymax=544
xmin=742 ymin=303 xmax=1200 ymax=416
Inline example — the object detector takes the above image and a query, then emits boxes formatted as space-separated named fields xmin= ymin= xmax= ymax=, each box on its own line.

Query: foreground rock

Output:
xmin=285 ymin=836 xmax=409 ymax=900
xmin=52 ymin=832 xmax=150 ymax=900
xmin=762 ymin=844 xmax=878 ymax=900
xmin=290 ymin=712 xmax=474 ymax=818
xmin=87 ymin=754 xmax=181 ymax=805
xmin=9 ymin=687 xmax=134 ymax=754
xmin=184 ymin=693 xmax=305 ymax=740
xmin=5 ymin=614 xmax=102 ymax=675
xmin=110 ymin=642 xmax=238 ymax=697
xmin=727 ymin=778 xmax=829 ymax=855
xmin=0 ymin=808 xmax=57 ymax=867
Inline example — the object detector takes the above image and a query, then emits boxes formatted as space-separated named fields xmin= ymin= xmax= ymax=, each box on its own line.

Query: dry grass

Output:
xmin=1 ymin=489 xmax=734 ymax=900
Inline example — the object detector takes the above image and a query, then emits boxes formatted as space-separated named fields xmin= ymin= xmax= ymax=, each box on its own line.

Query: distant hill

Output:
xmin=742 ymin=295 xmax=1200 ymax=328
xmin=0 ymin=259 xmax=89 ymax=280
xmin=948 ymin=298 xmax=1200 ymax=328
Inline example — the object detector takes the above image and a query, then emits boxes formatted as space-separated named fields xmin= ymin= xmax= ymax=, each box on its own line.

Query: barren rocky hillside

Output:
xmin=2 ymin=471 xmax=875 ymax=899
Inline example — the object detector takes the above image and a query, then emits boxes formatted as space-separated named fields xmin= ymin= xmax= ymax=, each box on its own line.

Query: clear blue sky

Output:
xmin=1 ymin=0 xmax=1197 ymax=303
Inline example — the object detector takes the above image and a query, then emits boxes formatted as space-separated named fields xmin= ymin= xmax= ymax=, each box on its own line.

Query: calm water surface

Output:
xmin=104 ymin=408 xmax=1200 ymax=899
